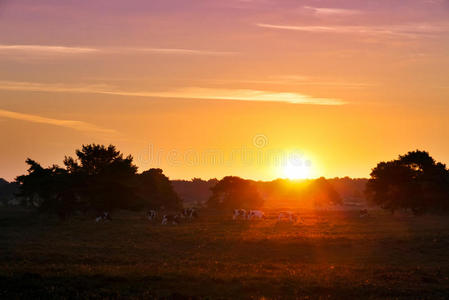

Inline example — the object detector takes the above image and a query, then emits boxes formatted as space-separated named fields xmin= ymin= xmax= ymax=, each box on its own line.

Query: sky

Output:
xmin=0 ymin=0 xmax=449 ymax=181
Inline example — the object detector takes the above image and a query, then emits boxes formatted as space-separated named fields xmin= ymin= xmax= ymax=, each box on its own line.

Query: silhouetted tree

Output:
xmin=16 ymin=145 xmax=141 ymax=218
xmin=63 ymin=144 xmax=140 ymax=213
xmin=207 ymin=176 xmax=264 ymax=209
xmin=366 ymin=150 xmax=449 ymax=214
xmin=136 ymin=168 xmax=182 ymax=210
xmin=310 ymin=177 xmax=343 ymax=207
xmin=16 ymin=144 xmax=185 ymax=219
xmin=16 ymin=159 xmax=79 ymax=219
xmin=0 ymin=178 xmax=19 ymax=206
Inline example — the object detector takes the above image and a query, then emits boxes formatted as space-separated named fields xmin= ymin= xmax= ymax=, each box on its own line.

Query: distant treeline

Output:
xmin=172 ymin=177 xmax=368 ymax=209
xmin=2 ymin=145 xmax=448 ymax=217
xmin=171 ymin=178 xmax=219 ymax=206
xmin=207 ymin=176 xmax=343 ymax=210
xmin=327 ymin=178 xmax=368 ymax=203
xmin=2 ymin=176 xmax=368 ymax=208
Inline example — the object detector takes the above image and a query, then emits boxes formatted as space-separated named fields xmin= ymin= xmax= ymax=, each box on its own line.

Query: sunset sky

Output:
xmin=1 ymin=0 xmax=449 ymax=181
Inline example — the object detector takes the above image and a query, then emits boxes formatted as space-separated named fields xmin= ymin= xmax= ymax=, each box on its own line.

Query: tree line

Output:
xmin=3 ymin=145 xmax=449 ymax=218
xmin=207 ymin=176 xmax=343 ymax=210
xmin=16 ymin=144 xmax=182 ymax=219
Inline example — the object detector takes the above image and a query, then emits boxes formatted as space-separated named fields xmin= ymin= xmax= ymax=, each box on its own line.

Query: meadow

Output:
xmin=1 ymin=208 xmax=449 ymax=299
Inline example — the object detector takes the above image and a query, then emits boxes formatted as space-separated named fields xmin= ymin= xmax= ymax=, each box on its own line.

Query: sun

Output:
xmin=283 ymin=161 xmax=311 ymax=180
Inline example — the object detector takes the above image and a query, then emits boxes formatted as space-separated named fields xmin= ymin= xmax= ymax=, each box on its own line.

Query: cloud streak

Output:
xmin=304 ymin=6 xmax=361 ymax=16
xmin=0 ymin=44 xmax=98 ymax=54
xmin=0 ymin=44 xmax=236 ymax=57
xmin=256 ymin=23 xmax=449 ymax=38
xmin=0 ymin=81 xmax=344 ymax=105
xmin=144 ymin=87 xmax=344 ymax=105
xmin=208 ymin=75 xmax=375 ymax=89
xmin=0 ymin=108 xmax=117 ymax=134
xmin=122 ymin=48 xmax=236 ymax=56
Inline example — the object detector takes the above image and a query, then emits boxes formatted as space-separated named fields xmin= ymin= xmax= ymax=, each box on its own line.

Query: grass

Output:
xmin=1 ymin=207 xmax=449 ymax=299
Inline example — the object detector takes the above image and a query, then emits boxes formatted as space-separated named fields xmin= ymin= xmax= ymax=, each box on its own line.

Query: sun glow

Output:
xmin=283 ymin=161 xmax=311 ymax=180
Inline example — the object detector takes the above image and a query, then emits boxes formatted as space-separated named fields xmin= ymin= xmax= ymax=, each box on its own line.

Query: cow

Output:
xmin=278 ymin=211 xmax=298 ymax=223
xmin=247 ymin=210 xmax=265 ymax=220
xmin=233 ymin=209 xmax=247 ymax=220
xmin=161 ymin=214 xmax=180 ymax=225
xmin=182 ymin=208 xmax=198 ymax=220
xmin=359 ymin=209 xmax=370 ymax=218
xmin=95 ymin=211 xmax=111 ymax=223
xmin=146 ymin=210 xmax=158 ymax=221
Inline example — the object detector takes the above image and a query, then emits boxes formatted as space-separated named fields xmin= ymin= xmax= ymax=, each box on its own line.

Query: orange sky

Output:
xmin=0 ymin=0 xmax=449 ymax=181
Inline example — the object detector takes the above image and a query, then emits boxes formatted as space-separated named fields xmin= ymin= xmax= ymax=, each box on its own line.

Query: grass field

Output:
xmin=1 ymin=208 xmax=449 ymax=299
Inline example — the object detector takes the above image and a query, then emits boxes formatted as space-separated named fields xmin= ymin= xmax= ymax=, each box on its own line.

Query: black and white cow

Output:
xmin=359 ymin=209 xmax=370 ymax=218
xmin=233 ymin=209 xmax=247 ymax=220
xmin=182 ymin=208 xmax=198 ymax=220
xmin=146 ymin=210 xmax=158 ymax=221
xmin=95 ymin=211 xmax=111 ymax=223
xmin=161 ymin=214 xmax=181 ymax=225
xmin=247 ymin=210 xmax=265 ymax=220
xmin=278 ymin=211 xmax=298 ymax=223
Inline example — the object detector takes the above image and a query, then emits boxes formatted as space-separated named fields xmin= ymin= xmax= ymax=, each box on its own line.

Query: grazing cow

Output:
xmin=233 ymin=209 xmax=247 ymax=220
xmin=190 ymin=209 xmax=198 ymax=219
xmin=247 ymin=210 xmax=265 ymax=220
xmin=95 ymin=211 xmax=111 ymax=223
xmin=278 ymin=211 xmax=298 ymax=223
xmin=147 ymin=210 xmax=158 ymax=220
xmin=104 ymin=212 xmax=111 ymax=221
xmin=182 ymin=208 xmax=198 ymax=220
xmin=161 ymin=214 xmax=180 ymax=225
xmin=359 ymin=209 xmax=369 ymax=218
xmin=146 ymin=210 xmax=158 ymax=221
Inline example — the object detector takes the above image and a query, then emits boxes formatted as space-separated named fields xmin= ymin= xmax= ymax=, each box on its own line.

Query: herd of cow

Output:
xmin=233 ymin=209 xmax=306 ymax=223
xmin=94 ymin=208 xmax=302 ymax=224
xmin=149 ymin=208 xmax=199 ymax=225
xmin=95 ymin=208 xmax=371 ymax=224
xmin=94 ymin=208 xmax=199 ymax=224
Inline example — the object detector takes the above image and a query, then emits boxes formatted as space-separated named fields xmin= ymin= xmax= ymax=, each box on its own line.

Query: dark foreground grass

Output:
xmin=1 ymin=208 xmax=449 ymax=299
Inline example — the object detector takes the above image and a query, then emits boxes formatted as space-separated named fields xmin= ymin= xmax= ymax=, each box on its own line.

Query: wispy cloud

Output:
xmin=304 ymin=6 xmax=362 ymax=16
xmin=209 ymin=75 xmax=375 ymax=89
xmin=0 ymin=81 xmax=112 ymax=94
xmin=143 ymin=87 xmax=344 ymax=105
xmin=0 ymin=108 xmax=117 ymax=134
xmin=121 ymin=48 xmax=236 ymax=56
xmin=0 ymin=44 xmax=236 ymax=57
xmin=0 ymin=81 xmax=344 ymax=105
xmin=256 ymin=23 xmax=449 ymax=38
xmin=0 ymin=44 xmax=98 ymax=54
